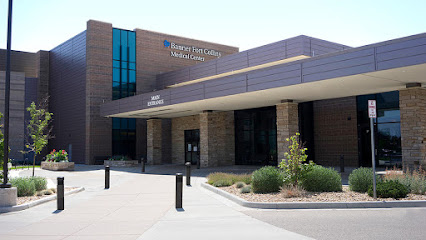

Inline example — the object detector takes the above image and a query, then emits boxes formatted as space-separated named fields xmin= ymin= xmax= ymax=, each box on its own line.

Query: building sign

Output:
xmin=147 ymin=94 xmax=164 ymax=106
xmin=368 ymin=100 xmax=376 ymax=118
xmin=163 ymin=40 xmax=222 ymax=62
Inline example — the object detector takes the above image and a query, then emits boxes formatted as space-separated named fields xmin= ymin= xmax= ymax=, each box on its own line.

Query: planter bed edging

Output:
xmin=201 ymin=182 xmax=426 ymax=209
xmin=0 ymin=187 xmax=85 ymax=213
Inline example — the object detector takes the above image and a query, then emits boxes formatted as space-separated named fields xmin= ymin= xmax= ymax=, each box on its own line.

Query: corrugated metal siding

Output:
xmin=49 ymin=31 xmax=86 ymax=163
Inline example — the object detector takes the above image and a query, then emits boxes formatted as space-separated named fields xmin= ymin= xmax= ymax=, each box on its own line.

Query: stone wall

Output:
xmin=399 ymin=87 xmax=426 ymax=169
xmin=171 ymin=115 xmax=200 ymax=164
xmin=276 ymin=102 xmax=299 ymax=162
xmin=313 ymin=97 xmax=358 ymax=166
xmin=147 ymin=119 xmax=162 ymax=165
xmin=199 ymin=111 xmax=235 ymax=167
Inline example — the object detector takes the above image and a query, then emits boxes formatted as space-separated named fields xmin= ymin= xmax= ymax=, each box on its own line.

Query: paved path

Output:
xmin=0 ymin=165 xmax=311 ymax=239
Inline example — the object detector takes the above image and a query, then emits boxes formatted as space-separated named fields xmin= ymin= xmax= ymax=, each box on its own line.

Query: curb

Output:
xmin=0 ymin=187 xmax=85 ymax=213
xmin=201 ymin=182 xmax=426 ymax=209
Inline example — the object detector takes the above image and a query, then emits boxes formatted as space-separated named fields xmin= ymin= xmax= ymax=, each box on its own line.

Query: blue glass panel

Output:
xmin=128 ymin=31 xmax=136 ymax=62
xmin=113 ymin=68 xmax=120 ymax=82
xmin=121 ymin=87 xmax=128 ymax=98
xmin=121 ymin=62 xmax=128 ymax=69
xmin=129 ymin=119 xmax=136 ymax=130
xmin=113 ymin=29 xmax=121 ymax=60
xmin=113 ymin=60 xmax=120 ymax=68
xmin=121 ymin=31 xmax=128 ymax=61
xmin=121 ymin=69 xmax=128 ymax=84
xmin=112 ymin=118 xmax=121 ymax=129
xmin=129 ymin=62 xmax=136 ymax=70
xmin=378 ymin=109 xmax=400 ymax=123
xmin=113 ymin=90 xmax=120 ymax=100
xmin=128 ymin=83 xmax=136 ymax=94
xmin=129 ymin=70 xmax=136 ymax=83
xmin=121 ymin=118 xmax=128 ymax=129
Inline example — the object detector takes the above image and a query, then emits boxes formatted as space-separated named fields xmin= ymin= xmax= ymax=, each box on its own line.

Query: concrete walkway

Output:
xmin=0 ymin=165 xmax=311 ymax=239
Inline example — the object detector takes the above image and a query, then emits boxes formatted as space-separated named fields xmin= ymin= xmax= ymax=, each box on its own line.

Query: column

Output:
xmin=147 ymin=119 xmax=162 ymax=165
xmin=399 ymin=86 xmax=426 ymax=169
xmin=276 ymin=100 xmax=299 ymax=163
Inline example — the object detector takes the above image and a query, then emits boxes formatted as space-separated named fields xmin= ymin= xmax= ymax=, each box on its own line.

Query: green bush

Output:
xmin=251 ymin=166 xmax=284 ymax=193
xmin=349 ymin=167 xmax=374 ymax=193
xmin=384 ymin=169 xmax=426 ymax=195
xmin=235 ymin=182 xmax=245 ymax=188
xmin=10 ymin=177 xmax=36 ymax=197
xmin=212 ymin=179 xmax=232 ymax=187
xmin=301 ymin=165 xmax=342 ymax=192
xmin=241 ymin=185 xmax=252 ymax=194
xmin=32 ymin=176 xmax=47 ymax=191
xmin=368 ymin=180 xmax=410 ymax=198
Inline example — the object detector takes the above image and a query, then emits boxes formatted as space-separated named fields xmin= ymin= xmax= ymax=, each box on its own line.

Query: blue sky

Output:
xmin=0 ymin=0 xmax=425 ymax=52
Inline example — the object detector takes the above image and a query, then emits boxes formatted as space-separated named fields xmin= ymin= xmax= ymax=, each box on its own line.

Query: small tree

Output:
xmin=0 ymin=112 xmax=4 ymax=166
xmin=279 ymin=132 xmax=315 ymax=186
xmin=24 ymin=99 xmax=53 ymax=176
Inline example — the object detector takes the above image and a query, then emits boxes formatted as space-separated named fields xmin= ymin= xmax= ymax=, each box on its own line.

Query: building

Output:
xmin=1 ymin=19 xmax=426 ymax=169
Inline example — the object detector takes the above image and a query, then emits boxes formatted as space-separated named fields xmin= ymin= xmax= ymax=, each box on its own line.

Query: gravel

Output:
xmin=220 ymin=185 xmax=426 ymax=202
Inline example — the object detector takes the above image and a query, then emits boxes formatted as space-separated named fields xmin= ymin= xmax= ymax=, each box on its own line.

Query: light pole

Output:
xmin=1 ymin=0 xmax=13 ymax=188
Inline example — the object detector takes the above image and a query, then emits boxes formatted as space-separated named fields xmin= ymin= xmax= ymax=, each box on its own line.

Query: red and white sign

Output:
xmin=368 ymin=100 xmax=377 ymax=118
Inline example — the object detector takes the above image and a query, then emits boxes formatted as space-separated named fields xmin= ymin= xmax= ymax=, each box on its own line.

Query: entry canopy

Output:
xmin=101 ymin=33 xmax=426 ymax=119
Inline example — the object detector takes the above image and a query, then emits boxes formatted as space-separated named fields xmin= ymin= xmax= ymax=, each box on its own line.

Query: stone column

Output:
xmin=147 ymin=119 xmax=162 ymax=165
xmin=399 ymin=87 xmax=426 ymax=169
xmin=199 ymin=111 xmax=235 ymax=168
xmin=276 ymin=101 xmax=299 ymax=162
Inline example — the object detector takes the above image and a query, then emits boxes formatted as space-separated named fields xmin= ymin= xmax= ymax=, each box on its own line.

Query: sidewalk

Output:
xmin=0 ymin=165 xmax=311 ymax=239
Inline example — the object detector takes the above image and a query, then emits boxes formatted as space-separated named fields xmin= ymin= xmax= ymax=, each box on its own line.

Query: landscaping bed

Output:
xmin=16 ymin=187 xmax=77 ymax=205
xmin=219 ymin=185 xmax=426 ymax=203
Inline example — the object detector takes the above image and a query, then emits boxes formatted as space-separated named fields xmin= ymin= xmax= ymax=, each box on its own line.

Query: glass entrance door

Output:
xmin=185 ymin=129 xmax=200 ymax=166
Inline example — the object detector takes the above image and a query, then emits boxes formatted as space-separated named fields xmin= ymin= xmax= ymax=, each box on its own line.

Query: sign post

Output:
xmin=368 ymin=100 xmax=377 ymax=199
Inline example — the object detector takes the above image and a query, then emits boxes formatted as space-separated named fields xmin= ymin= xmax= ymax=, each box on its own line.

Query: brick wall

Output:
xmin=171 ymin=115 xmax=200 ymax=164
xmin=85 ymin=20 xmax=113 ymax=164
xmin=399 ymin=88 xmax=426 ymax=169
xmin=313 ymin=97 xmax=358 ymax=166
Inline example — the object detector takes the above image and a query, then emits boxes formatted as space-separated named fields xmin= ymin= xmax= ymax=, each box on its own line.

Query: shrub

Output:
xmin=279 ymin=133 xmax=315 ymax=186
xmin=230 ymin=174 xmax=252 ymax=185
xmin=280 ymin=185 xmax=306 ymax=198
xmin=349 ymin=167 xmax=374 ymax=193
xmin=212 ymin=179 xmax=232 ymax=187
xmin=384 ymin=167 xmax=426 ymax=195
xmin=301 ymin=165 xmax=342 ymax=192
xmin=241 ymin=185 xmax=252 ymax=194
xmin=251 ymin=166 xmax=284 ymax=193
xmin=10 ymin=177 xmax=36 ymax=197
xmin=235 ymin=182 xmax=245 ymax=188
xmin=32 ymin=176 xmax=47 ymax=191
xmin=45 ymin=149 xmax=68 ymax=162
xmin=108 ymin=155 xmax=129 ymax=161
xmin=368 ymin=180 xmax=410 ymax=198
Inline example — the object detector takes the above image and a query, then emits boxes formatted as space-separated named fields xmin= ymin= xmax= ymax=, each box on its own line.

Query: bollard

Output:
xmin=57 ymin=177 xmax=64 ymax=210
xmin=176 ymin=173 xmax=183 ymax=208
xmin=185 ymin=162 xmax=191 ymax=186
xmin=105 ymin=166 xmax=110 ymax=189
xmin=340 ymin=155 xmax=345 ymax=173
xmin=197 ymin=159 xmax=200 ymax=169
xmin=141 ymin=159 xmax=145 ymax=173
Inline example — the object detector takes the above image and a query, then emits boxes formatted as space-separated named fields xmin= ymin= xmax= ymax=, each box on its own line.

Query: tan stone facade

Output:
xmin=171 ymin=115 xmax=200 ymax=164
xmin=313 ymin=97 xmax=358 ymax=166
xmin=199 ymin=111 xmax=235 ymax=167
xmin=276 ymin=102 xmax=299 ymax=161
xmin=400 ymin=87 xmax=426 ymax=169
xmin=147 ymin=119 xmax=163 ymax=165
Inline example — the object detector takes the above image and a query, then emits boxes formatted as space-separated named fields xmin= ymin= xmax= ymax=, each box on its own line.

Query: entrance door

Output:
xmin=185 ymin=130 xmax=200 ymax=166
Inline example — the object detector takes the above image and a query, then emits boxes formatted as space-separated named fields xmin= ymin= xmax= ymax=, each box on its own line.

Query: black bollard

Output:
xmin=141 ymin=159 xmax=145 ymax=173
xmin=185 ymin=162 xmax=191 ymax=186
xmin=340 ymin=155 xmax=345 ymax=173
xmin=197 ymin=159 xmax=200 ymax=169
xmin=57 ymin=177 xmax=64 ymax=210
xmin=105 ymin=166 xmax=110 ymax=189
xmin=176 ymin=173 xmax=183 ymax=208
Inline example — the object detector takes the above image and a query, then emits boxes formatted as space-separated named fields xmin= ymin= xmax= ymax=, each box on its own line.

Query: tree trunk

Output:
xmin=32 ymin=153 xmax=36 ymax=177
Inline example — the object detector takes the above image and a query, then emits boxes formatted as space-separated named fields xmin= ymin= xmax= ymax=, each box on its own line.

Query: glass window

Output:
xmin=121 ymin=31 xmax=128 ymax=61
xmin=129 ymin=119 xmax=136 ymax=130
xmin=129 ymin=70 xmax=136 ymax=83
xmin=121 ymin=62 xmax=128 ymax=69
xmin=121 ymin=69 xmax=128 ymax=84
xmin=128 ymin=31 xmax=136 ymax=62
xmin=112 ymin=29 xmax=121 ymax=60
xmin=113 ymin=68 xmax=120 ymax=82
xmin=129 ymin=62 xmax=136 ymax=70
xmin=113 ymin=60 xmax=120 ymax=68
xmin=112 ymin=118 xmax=121 ymax=130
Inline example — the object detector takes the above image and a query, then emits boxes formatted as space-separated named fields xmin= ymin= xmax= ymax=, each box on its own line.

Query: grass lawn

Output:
xmin=0 ymin=165 xmax=41 ymax=171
